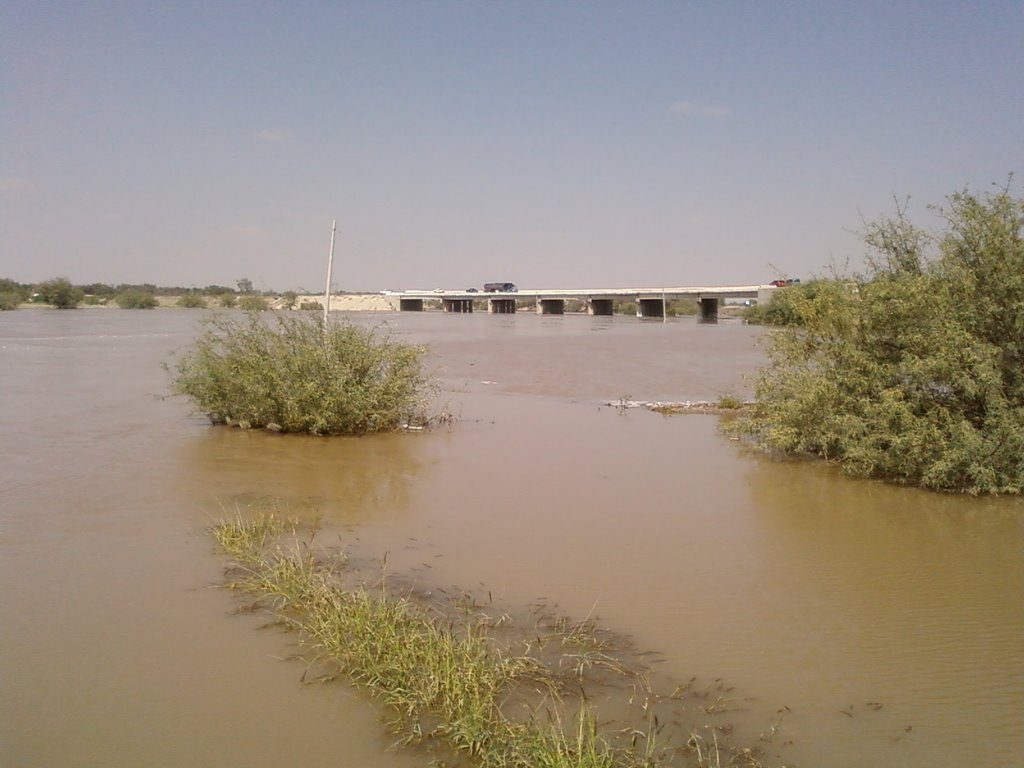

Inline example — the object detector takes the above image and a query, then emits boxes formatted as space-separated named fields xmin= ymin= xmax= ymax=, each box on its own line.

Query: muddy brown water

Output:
xmin=1 ymin=309 xmax=1022 ymax=767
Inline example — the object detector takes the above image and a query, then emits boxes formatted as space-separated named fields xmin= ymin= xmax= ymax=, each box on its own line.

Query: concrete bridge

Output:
xmin=383 ymin=285 xmax=776 ymax=322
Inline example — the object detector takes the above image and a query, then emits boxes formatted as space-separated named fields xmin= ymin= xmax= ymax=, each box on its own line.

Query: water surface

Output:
xmin=2 ymin=309 xmax=1021 ymax=767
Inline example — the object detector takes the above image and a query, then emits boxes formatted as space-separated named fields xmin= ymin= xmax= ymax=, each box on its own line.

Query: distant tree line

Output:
xmin=0 ymin=276 xmax=292 ymax=310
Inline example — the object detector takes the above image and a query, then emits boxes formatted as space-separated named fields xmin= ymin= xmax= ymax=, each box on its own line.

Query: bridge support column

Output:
xmin=443 ymin=298 xmax=473 ymax=313
xmin=488 ymin=298 xmax=517 ymax=314
xmin=588 ymin=298 xmax=614 ymax=316
xmin=638 ymin=297 xmax=666 ymax=319
xmin=537 ymin=298 xmax=565 ymax=315
xmin=399 ymin=298 xmax=425 ymax=311
xmin=698 ymin=297 xmax=719 ymax=324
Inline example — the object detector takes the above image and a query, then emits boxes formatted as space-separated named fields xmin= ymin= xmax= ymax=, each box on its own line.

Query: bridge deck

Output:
xmin=385 ymin=285 xmax=767 ymax=300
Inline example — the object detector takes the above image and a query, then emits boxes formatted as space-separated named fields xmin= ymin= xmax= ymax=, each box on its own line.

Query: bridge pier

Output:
xmin=537 ymin=298 xmax=565 ymax=315
xmin=488 ymin=298 xmax=517 ymax=314
xmin=588 ymin=298 xmax=614 ymax=316
xmin=698 ymin=297 xmax=719 ymax=324
xmin=399 ymin=298 xmax=425 ymax=311
xmin=637 ymin=297 xmax=666 ymax=319
xmin=443 ymin=298 xmax=474 ymax=313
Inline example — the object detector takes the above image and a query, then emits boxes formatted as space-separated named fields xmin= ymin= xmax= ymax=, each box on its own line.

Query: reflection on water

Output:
xmin=178 ymin=427 xmax=425 ymax=523
xmin=2 ymin=309 xmax=1022 ymax=768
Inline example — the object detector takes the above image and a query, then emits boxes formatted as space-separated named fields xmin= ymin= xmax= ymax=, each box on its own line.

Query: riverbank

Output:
xmin=6 ymin=293 xmax=401 ymax=311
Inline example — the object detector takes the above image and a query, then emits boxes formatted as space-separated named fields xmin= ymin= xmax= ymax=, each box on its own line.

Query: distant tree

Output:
xmin=0 ymin=278 xmax=30 ymax=307
xmin=282 ymin=291 xmax=298 ymax=310
xmin=204 ymin=285 xmax=235 ymax=295
xmin=36 ymin=278 xmax=84 ymax=309
xmin=80 ymin=282 xmax=116 ymax=296
xmin=114 ymin=289 xmax=159 ymax=309
xmin=114 ymin=283 xmax=158 ymax=296
xmin=236 ymin=277 xmax=254 ymax=294
xmin=218 ymin=293 xmax=237 ymax=308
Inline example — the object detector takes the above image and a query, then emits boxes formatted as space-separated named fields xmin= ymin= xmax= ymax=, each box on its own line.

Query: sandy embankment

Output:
xmin=296 ymin=293 xmax=400 ymax=311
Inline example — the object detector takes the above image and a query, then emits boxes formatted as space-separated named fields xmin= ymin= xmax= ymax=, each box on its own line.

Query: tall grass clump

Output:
xmin=171 ymin=312 xmax=432 ymax=435
xmin=210 ymin=514 xmax=785 ymax=768
xmin=212 ymin=517 xmax=636 ymax=767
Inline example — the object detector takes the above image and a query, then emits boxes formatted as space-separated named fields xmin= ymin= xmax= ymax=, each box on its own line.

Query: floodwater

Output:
xmin=1 ymin=309 xmax=1021 ymax=768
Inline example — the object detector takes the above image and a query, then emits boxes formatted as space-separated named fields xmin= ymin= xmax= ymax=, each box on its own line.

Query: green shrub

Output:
xmin=238 ymin=295 xmax=269 ymax=311
xmin=217 ymin=293 xmax=237 ymax=308
xmin=741 ymin=282 xmax=829 ymax=326
xmin=0 ymin=292 xmax=23 ymax=310
xmin=299 ymin=300 xmax=322 ymax=311
xmin=36 ymin=277 xmax=83 ymax=309
xmin=114 ymin=289 xmax=158 ymax=309
xmin=716 ymin=394 xmax=745 ymax=410
xmin=731 ymin=184 xmax=1024 ymax=494
xmin=170 ymin=312 xmax=432 ymax=435
xmin=177 ymin=293 xmax=208 ymax=309
xmin=0 ymin=278 xmax=30 ymax=306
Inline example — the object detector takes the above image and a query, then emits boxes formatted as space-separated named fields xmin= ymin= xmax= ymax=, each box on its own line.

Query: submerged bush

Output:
xmin=171 ymin=312 xmax=432 ymax=435
xmin=731 ymin=184 xmax=1024 ymax=494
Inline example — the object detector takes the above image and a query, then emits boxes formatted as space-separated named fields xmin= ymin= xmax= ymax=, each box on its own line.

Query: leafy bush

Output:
xmin=217 ymin=293 xmax=237 ymax=308
xmin=743 ymin=286 xmax=803 ymax=325
xmin=177 ymin=293 xmax=208 ymax=308
xmin=299 ymin=300 xmax=322 ymax=311
xmin=0 ymin=278 xmax=31 ymax=305
xmin=731 ymin=184 xmax=1024 ymax=494
xmin=238 ymin=295 xmax=269 ymax=311
xmin=114 ymin=289 xmax=158 ymax=309
xmin=170 ymin=312 xmax=432 ymax=435
xmin=36 ymin=277 xmax=83 ymax=309
xmin=0 ymin=292 xmax=22 ymax=310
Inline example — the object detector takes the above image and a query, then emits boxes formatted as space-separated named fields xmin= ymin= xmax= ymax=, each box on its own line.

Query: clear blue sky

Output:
xmin=2 ymin=1 xmax=1021 ymax=292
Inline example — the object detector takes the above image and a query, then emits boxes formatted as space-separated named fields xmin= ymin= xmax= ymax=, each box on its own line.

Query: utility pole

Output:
xmin=323 ymin=219 xmax=336 ymax=325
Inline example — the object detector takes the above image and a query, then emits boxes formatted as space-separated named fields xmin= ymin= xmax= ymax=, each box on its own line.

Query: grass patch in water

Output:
xmin=210 ymin=514 xmax=786 ymax=767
